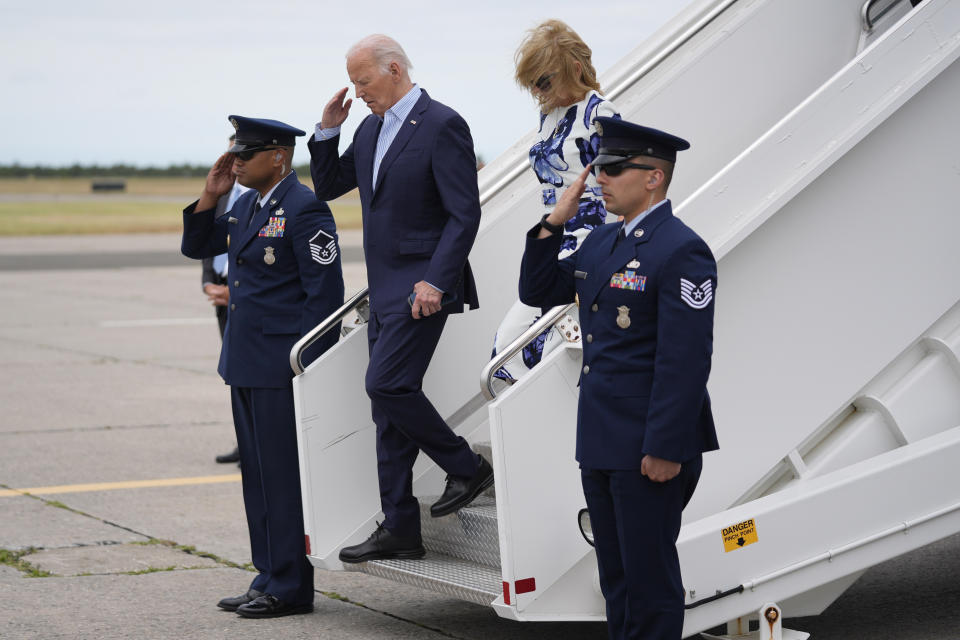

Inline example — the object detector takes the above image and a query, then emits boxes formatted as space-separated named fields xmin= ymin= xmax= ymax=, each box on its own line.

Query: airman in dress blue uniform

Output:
xmin=519 ymin=117 xmax=719 ymax=639
xmin=182 ymin=116 xmax=344 ymax=619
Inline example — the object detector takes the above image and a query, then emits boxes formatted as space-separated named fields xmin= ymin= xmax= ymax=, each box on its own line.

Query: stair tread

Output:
xmin=351 ymin=552 xmax=502 ymax=604
xmin=417 ymin=493 xmax=500 ymax=568
xmin=421 ymin=493 xmax=497 ymax=517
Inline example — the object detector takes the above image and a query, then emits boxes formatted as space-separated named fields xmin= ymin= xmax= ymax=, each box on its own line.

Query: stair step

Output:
xmin=419 ymin=494 xmax=500 ymax=568
xmin=473 ymin=441 xmax=493 ymax=461
xmin=347 ymin=552 xmax=501 ymax=606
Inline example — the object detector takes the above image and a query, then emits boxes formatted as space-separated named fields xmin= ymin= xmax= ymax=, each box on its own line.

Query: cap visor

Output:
xmin=591 ymin=152 xmax=629 ymax=167
xmin=228 ymin=142 xmax=264 ymax=153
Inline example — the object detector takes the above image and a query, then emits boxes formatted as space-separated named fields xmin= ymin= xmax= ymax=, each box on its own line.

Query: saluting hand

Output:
xmin=321 ymin=87 xmax=353 ymax=129
xmin=641 ymin=455 xmax=681 ymax=483
xmin=537 ymin=165 xmax=591 ymax=239
xmin=196 ymin=153 xmax=236 ymax=211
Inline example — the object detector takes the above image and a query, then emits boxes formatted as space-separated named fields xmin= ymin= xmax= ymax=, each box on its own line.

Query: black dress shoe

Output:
xmin=236 ymin=594 xmax=313 ymax=618
xmin=338 ymin=522 xmax=425 ymax=564
xmin=215 ymin=446 xmax=240 ymax=464
xmin=217 ymin=588 xmax=262 ymax=611
xmin=430 ymin=455 xmax=494 ymax=517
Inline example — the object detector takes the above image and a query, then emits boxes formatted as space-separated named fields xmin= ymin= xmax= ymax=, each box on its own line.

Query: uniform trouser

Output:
xmin=231 ymin=385 xmax=314 ymax=606
xmin=581 ymin=456 xmax=703 ymax=640
xmin=365 ymin=311 xmax=480 ymax=538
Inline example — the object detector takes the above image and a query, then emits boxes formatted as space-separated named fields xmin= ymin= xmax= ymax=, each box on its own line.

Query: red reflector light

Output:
xmin=305 ymin=535 xmax=311 ymax=555
xmin=515 ymin=577 xmax=536 ymax=594
xmin=502 ymin=581 xmax=510 ymax=605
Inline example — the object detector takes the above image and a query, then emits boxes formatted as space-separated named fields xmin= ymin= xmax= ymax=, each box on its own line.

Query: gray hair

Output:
xmin=347 ymin=34 xmax=413 ymax=75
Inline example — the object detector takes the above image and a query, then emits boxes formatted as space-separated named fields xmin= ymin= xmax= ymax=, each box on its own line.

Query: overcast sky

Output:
xmin=1 ymin=1 xmax=693 ymax=168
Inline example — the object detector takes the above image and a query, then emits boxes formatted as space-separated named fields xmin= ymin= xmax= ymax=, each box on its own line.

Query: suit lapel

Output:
xmin=584 ymin=202 xmax=674 ymax=305
xmin=356 ymin=116 xmax=381 ymax=199
xmin=372 ymin=91 xmax=431 ymax=197
xmin=236 ymin=172 xmax=297 ymax=252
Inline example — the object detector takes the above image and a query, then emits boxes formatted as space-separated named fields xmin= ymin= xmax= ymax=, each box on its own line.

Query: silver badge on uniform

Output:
xmin=309 ymin=228 xmax=338 ymax=265
xmin=634 ymin=229 xmax=644 ymax=238
xmin=626 ymin=259 xmax=640 ymax=269
xmin=269 ymin=199 xmax=278 ymax=206
xmin=274 ymin=207 xmax=285 ymax=216
xmin=263 ymin=246 xmax=276 ymax=265
xmin=616 ymin=305 xmax=631 ymax=329
xmin=680 ymin=278 xmax=713 ymax=309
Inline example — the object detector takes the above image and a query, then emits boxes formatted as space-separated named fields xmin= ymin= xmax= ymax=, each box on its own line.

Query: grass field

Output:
xmin=0 ymin=177 xmax=362 ymax=235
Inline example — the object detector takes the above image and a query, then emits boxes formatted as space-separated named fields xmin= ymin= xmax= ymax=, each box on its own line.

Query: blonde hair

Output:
xmin=514 ymin=20 xmax=601 ymax=110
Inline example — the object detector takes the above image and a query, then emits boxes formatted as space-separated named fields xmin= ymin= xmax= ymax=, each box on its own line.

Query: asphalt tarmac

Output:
xmin=0 ymin=232 xmax=956 ymax=639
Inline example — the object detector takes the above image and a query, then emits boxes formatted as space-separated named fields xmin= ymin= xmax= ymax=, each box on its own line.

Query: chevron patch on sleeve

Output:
xmin=680 ymin=278 xmax=713 ymax=309
xmin=309 ymin=229 xmax=337 ymax=265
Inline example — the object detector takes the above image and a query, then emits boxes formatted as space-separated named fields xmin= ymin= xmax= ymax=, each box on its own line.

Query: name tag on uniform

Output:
xmin=258 ymin=216 xmax=286 ymax=238
xmin=610 ymin=270 xmax=646 ymax=291
xmin=574 ymin=270 xmax=588 ymax=280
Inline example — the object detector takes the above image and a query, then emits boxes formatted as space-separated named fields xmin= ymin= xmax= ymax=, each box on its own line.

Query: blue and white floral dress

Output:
xmin=492 ymin=91 xmax=620 ymax=382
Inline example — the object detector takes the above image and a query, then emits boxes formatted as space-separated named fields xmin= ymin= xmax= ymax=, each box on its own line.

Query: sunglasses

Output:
xmin=233 ymin=146 xmax=280 ymax=161
xmin=597 ymin=162 xmax=657 ymax=177
xmin=534 ymin=73 xmax=555 ymax=92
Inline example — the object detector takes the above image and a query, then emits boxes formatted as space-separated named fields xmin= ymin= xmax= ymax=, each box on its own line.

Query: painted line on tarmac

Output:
xmin=99 ymin=317 xmax=216 ymax=328
xmin=0 ymin=473 xmax=241 ymax=497
xmin=0 ymin=246 xmax=364 ymax=271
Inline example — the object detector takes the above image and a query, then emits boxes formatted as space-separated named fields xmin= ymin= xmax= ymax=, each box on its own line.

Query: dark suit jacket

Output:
xmin=519 ymin=201 xmax=719 ymax=468
xmin=201 ymin=255 xmax=228 ymax=337
xmin=200 ymin=256 xmax=226 ymax=288
xmin=309 ymin=90 xmax=480 ymax=314
xmin=182 ymin=171 xmax=344 ymax=388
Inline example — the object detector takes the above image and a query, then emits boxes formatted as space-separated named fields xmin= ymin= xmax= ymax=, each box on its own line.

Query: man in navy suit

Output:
xmin=519 ymin=118 xmax=719 ymax=640
xmin=309 ymin=34 xmax=491 ymax=563
xmin=182 ymin=116 xmax=344 ymax=618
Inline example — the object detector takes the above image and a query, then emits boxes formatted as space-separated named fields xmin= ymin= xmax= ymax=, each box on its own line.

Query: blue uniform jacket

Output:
xmin=182 ymin=171 xmax=344 ymax=388
xmin=308 ymin=90 xmax=480 ymax=315
xmin=519 ymin=201 xmax=719 ymax=468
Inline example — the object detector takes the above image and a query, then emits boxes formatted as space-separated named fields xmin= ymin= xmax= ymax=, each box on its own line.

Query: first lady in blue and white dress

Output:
xmin=492 ymin=19 xmax=621 ymax=382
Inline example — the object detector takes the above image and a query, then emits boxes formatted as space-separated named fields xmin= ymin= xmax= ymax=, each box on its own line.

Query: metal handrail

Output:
xmin=477 ymin=0 xmax=738 ymax=208
xmin=289 ymin=287 xmax=369 ymax=375
xmin=861 ymin=0 xmax=910 ymax=33
xmin=480 ymin=302 xmax=575 ymax=401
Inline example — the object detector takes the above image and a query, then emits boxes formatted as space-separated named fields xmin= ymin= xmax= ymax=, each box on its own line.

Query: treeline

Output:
xmin=0 ymin=163 xmax=312 ymax=179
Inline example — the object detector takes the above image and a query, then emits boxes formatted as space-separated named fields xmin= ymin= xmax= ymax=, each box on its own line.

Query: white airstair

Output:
xmin=291 ymin=0 xmax=960 ymax=636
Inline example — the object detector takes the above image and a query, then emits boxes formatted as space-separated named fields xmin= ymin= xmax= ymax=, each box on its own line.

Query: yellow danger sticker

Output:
xmin=722 ymin=518 xmax=758 ymax=552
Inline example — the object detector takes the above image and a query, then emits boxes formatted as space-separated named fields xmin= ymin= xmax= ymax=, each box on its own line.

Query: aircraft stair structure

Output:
xmin=291 ymin=0 xmax=960 ymax=635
